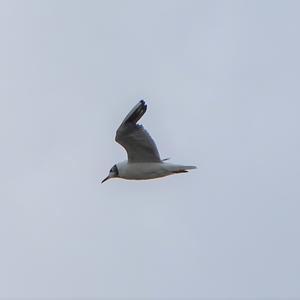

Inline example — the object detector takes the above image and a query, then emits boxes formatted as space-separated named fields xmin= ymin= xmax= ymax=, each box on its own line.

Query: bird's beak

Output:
xmin=101 ymin=176 xmax=110 ymax=184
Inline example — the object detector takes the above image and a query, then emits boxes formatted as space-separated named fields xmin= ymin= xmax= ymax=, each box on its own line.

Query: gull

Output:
xmin=101 ymin=100 xmax=196 ymax=183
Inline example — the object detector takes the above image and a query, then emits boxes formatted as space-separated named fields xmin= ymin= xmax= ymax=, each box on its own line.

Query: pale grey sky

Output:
xmin=0 ymin=0 xmax=300 ymax=299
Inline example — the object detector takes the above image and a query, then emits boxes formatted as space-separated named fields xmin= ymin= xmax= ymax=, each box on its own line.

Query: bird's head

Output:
xmin=101 ymin=164 xmax=119 ymax=183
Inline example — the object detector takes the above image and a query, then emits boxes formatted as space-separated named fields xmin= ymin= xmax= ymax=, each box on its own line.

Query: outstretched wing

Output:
xmin=115 ymin=100 xmax=161 ymax=163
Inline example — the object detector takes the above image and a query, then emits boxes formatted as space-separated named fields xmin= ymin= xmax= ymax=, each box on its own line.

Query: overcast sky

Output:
xmin=1 ymin=0 xmax=300 ymax=299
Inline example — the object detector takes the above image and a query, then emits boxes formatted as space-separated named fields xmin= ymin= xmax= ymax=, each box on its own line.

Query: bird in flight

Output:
xmin=101 ymin=100 xmax=196 ymax=183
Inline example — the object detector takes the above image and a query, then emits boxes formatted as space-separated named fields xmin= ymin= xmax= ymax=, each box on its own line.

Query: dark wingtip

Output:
xmin=172 ymin=170 xmax=189 ymax=174
xmin=125 ymin=100 xmax=147 ymax=124
xmin=140 ymin=99 xmax=147 ymax=111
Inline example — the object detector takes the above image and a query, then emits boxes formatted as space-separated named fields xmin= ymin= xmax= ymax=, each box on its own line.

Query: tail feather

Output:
xmin=182 ymin=165 xmax=197 ymax=170
xmin=171 ymin=165 xmax=197 ymax=174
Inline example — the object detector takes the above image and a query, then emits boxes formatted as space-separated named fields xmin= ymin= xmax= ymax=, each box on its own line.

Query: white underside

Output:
xmin=116 ymin=161 xmax=196 ymax=180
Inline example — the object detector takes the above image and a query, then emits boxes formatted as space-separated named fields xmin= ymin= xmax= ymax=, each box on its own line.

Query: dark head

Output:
xmin=101 ymin=164 xmax=119 ymax=183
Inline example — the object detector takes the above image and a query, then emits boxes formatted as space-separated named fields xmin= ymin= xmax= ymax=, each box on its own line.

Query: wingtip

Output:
xmin=120 ymin=99 xmax=148 ymax=125
xmin=140 ymin=99 xmax=147 ymax=111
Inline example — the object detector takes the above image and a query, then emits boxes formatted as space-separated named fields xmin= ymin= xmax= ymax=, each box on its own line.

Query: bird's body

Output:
xmin=102 ymin=100 xmax=196 ymax=183
xmin=116 ymin=161 xmax=196 ymax=180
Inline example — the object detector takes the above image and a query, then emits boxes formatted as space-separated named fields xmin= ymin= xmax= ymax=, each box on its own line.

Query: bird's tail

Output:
xmin=182 ymin=165 xmax=197 ymax=170
xmin=164 ymin=163 xmax=197 ymax=174
xmin=173 ymin=165 xmax=197 ymax=173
